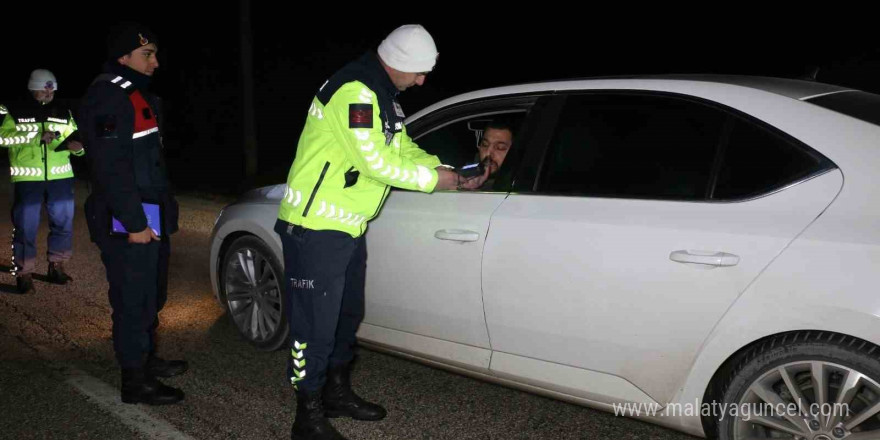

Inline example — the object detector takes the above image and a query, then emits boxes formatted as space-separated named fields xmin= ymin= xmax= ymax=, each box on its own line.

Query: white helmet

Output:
xmin=28 ymin=69 xmax=57 ymax=91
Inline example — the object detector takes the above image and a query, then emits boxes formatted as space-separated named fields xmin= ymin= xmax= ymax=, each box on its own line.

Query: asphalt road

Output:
xmin=0 ymin=177 xmax=699 ymax=440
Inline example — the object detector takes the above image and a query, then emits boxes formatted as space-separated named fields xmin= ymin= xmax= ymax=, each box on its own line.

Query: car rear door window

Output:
xmin=711 ymin=117 xmax=830 ymax=200
xmin=538 ymin=93 xmax=725 ymax=200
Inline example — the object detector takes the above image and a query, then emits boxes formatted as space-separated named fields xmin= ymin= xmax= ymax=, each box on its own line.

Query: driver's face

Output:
xmin=478 ymin=128 xmax=512 ymax=175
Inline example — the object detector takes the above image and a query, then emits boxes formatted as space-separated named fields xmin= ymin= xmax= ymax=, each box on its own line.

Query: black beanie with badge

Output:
xmin=106 ymin=22 xmax=158 ymax=60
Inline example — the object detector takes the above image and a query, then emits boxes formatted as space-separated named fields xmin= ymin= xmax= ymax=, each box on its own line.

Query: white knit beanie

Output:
xmin=28 ymin=69 xmax=57 ymax=91
xmin=377 ymin=25 xmax=438 ymax=73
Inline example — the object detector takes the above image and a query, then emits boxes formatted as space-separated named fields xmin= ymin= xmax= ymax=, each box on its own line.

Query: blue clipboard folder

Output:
xmin=111 ymin=202 xmax=163 ymax=237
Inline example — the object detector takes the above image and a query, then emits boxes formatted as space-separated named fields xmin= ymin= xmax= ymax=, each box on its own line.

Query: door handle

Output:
xmin=669 ymin=250 xmax=740 ymax=267
xmin=434 ymin=229 xmax=480 ymax=242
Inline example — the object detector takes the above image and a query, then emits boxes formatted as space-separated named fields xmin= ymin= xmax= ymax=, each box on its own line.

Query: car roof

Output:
xmin=639 ymin=74 xmax=853 ymax=99
xmin=408 ymin=75 xmax=856 ymax=122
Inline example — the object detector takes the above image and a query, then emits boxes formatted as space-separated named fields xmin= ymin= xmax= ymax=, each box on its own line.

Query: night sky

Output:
xmin=3 ymin=5 xmax=878 ymax=195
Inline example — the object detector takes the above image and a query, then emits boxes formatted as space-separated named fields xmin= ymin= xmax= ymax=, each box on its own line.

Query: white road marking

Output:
xmin=64 ymin=368 xmax=196 ymax=440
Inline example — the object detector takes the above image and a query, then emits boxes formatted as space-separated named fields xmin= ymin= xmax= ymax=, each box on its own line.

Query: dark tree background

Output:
xmin=2 ymin=5 xmax=877 ymax=196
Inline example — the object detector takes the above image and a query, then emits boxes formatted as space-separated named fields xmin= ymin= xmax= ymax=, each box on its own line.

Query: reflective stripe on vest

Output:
xmin=312 ymin=200 xmax=365 ymax=227
xmin=2 ymin=132 xmax=37 ymax=146
xmin=283 ymin=186 xmax=303 ymax=207
xmin=50 ymin=164 xmax=72 ymax=175
xmin=10 ymin=167 xmax=43 ymax=177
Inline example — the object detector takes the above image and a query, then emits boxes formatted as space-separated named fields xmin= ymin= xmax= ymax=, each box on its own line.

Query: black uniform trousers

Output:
xmin=96 ymin=234 xmax=171 ymax=369
xmin=276 ymin=221 xmax=366 ymax=393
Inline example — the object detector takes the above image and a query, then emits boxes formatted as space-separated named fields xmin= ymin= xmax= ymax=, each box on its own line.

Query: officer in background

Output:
xmin=79 ymin=22 xmax=187 ymax=405
xmin=0 ymin=69 xmax=84 ymax=294
xmin=276 ymin=24 xmax=487 ymax=440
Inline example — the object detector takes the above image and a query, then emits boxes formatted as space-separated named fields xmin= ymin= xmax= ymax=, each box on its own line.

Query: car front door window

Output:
xmin=415 ymin=112 xmax=527 ymax=192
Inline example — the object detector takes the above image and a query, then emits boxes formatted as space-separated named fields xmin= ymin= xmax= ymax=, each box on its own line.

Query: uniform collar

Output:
xmin=360 ymin=52 xmax=399 ymax=99
xmin=103 ymin=62 xmax=152 ymax=91
xmin=14 ymin=94 xmax=54 ymax=115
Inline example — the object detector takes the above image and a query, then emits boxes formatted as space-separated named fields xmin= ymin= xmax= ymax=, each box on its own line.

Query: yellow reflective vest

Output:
xmin=0 ymin=103 xmax=83 ymax=182
xmin=277 ymin=53 xmax=441 ymax=238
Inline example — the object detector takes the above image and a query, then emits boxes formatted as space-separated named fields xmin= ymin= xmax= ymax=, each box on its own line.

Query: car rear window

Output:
xmin=807 ymin=91 xmax=880 ymax=127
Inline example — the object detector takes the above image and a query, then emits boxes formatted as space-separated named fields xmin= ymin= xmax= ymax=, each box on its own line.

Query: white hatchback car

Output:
xmin=210 ymin=75 xmax=880 ymax=439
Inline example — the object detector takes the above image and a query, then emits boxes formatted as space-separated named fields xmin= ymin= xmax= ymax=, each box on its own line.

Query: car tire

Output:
xmin=716 ymin=331 xmax=880 ymax=440
xmin=219 ymin=235 xmax=288 ymax=351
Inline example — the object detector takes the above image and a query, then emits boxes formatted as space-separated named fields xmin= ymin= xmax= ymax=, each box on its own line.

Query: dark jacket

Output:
xmin=79 ymin=63 xmax=178 ymax=241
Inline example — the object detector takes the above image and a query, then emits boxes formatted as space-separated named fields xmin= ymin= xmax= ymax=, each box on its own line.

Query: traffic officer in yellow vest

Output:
xmin=276 ymin=25 xmax=488 ymax=440
xmin=0 ymin=69 xmax=84 ymax=294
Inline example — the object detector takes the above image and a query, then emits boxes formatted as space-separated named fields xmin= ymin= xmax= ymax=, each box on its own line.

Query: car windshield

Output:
xmin=806 ymin=90 xmax=880 ymax=127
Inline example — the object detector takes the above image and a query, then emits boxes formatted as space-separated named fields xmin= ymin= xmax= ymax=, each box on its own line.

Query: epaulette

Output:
xmin=92 ymin=73 xmax=136 ymax=95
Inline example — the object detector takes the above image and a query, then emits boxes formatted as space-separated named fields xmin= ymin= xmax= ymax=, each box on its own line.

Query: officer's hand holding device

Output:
xmin=457 ymin=161 xmax=485 ymax=178
xmin=455 ymin=160 xmax=491 ymax=191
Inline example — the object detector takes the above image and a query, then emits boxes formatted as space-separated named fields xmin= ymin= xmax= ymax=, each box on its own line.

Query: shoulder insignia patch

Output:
xmin=349 ymin=104 xmax=372 ymax=129
xmin=95 ymin=115 xmax=118 ymax=139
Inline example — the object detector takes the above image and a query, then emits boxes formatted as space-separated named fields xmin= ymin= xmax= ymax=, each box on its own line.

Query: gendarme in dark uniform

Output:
xmin=79 ymin=23 xmax=187 ymax=405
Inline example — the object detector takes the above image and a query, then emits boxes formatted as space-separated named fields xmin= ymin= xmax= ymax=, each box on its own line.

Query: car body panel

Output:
xmin=482 ymin=170 xmax=842 ymax=406
xmin=357 ymin=337 xmax=690 ymax=434
xmin=361 ymin=190 xmax=507 ymax=350
xmin=674 ymin=120 xmax=880 ymax=435
xmin=489 ymin=351 xmax=659 ymax=405
xmin=358 ymin=323 xmax=492 ymax=371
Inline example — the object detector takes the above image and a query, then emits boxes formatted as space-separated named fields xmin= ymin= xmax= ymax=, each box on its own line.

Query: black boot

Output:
xmin=323 ymin=364 xmax=386 ymax=421
xmin=16 ymin=274 xmax=34 ymax=294
xmin=47 ymin=262 xmax=72 ymax=284
xmin=121 ymin=368 xmax=184 ymax=405
xmin=146 ymin=354 xmax=189 ymax=378
xmin=291 ymin=390 xmax=347 ymax=440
